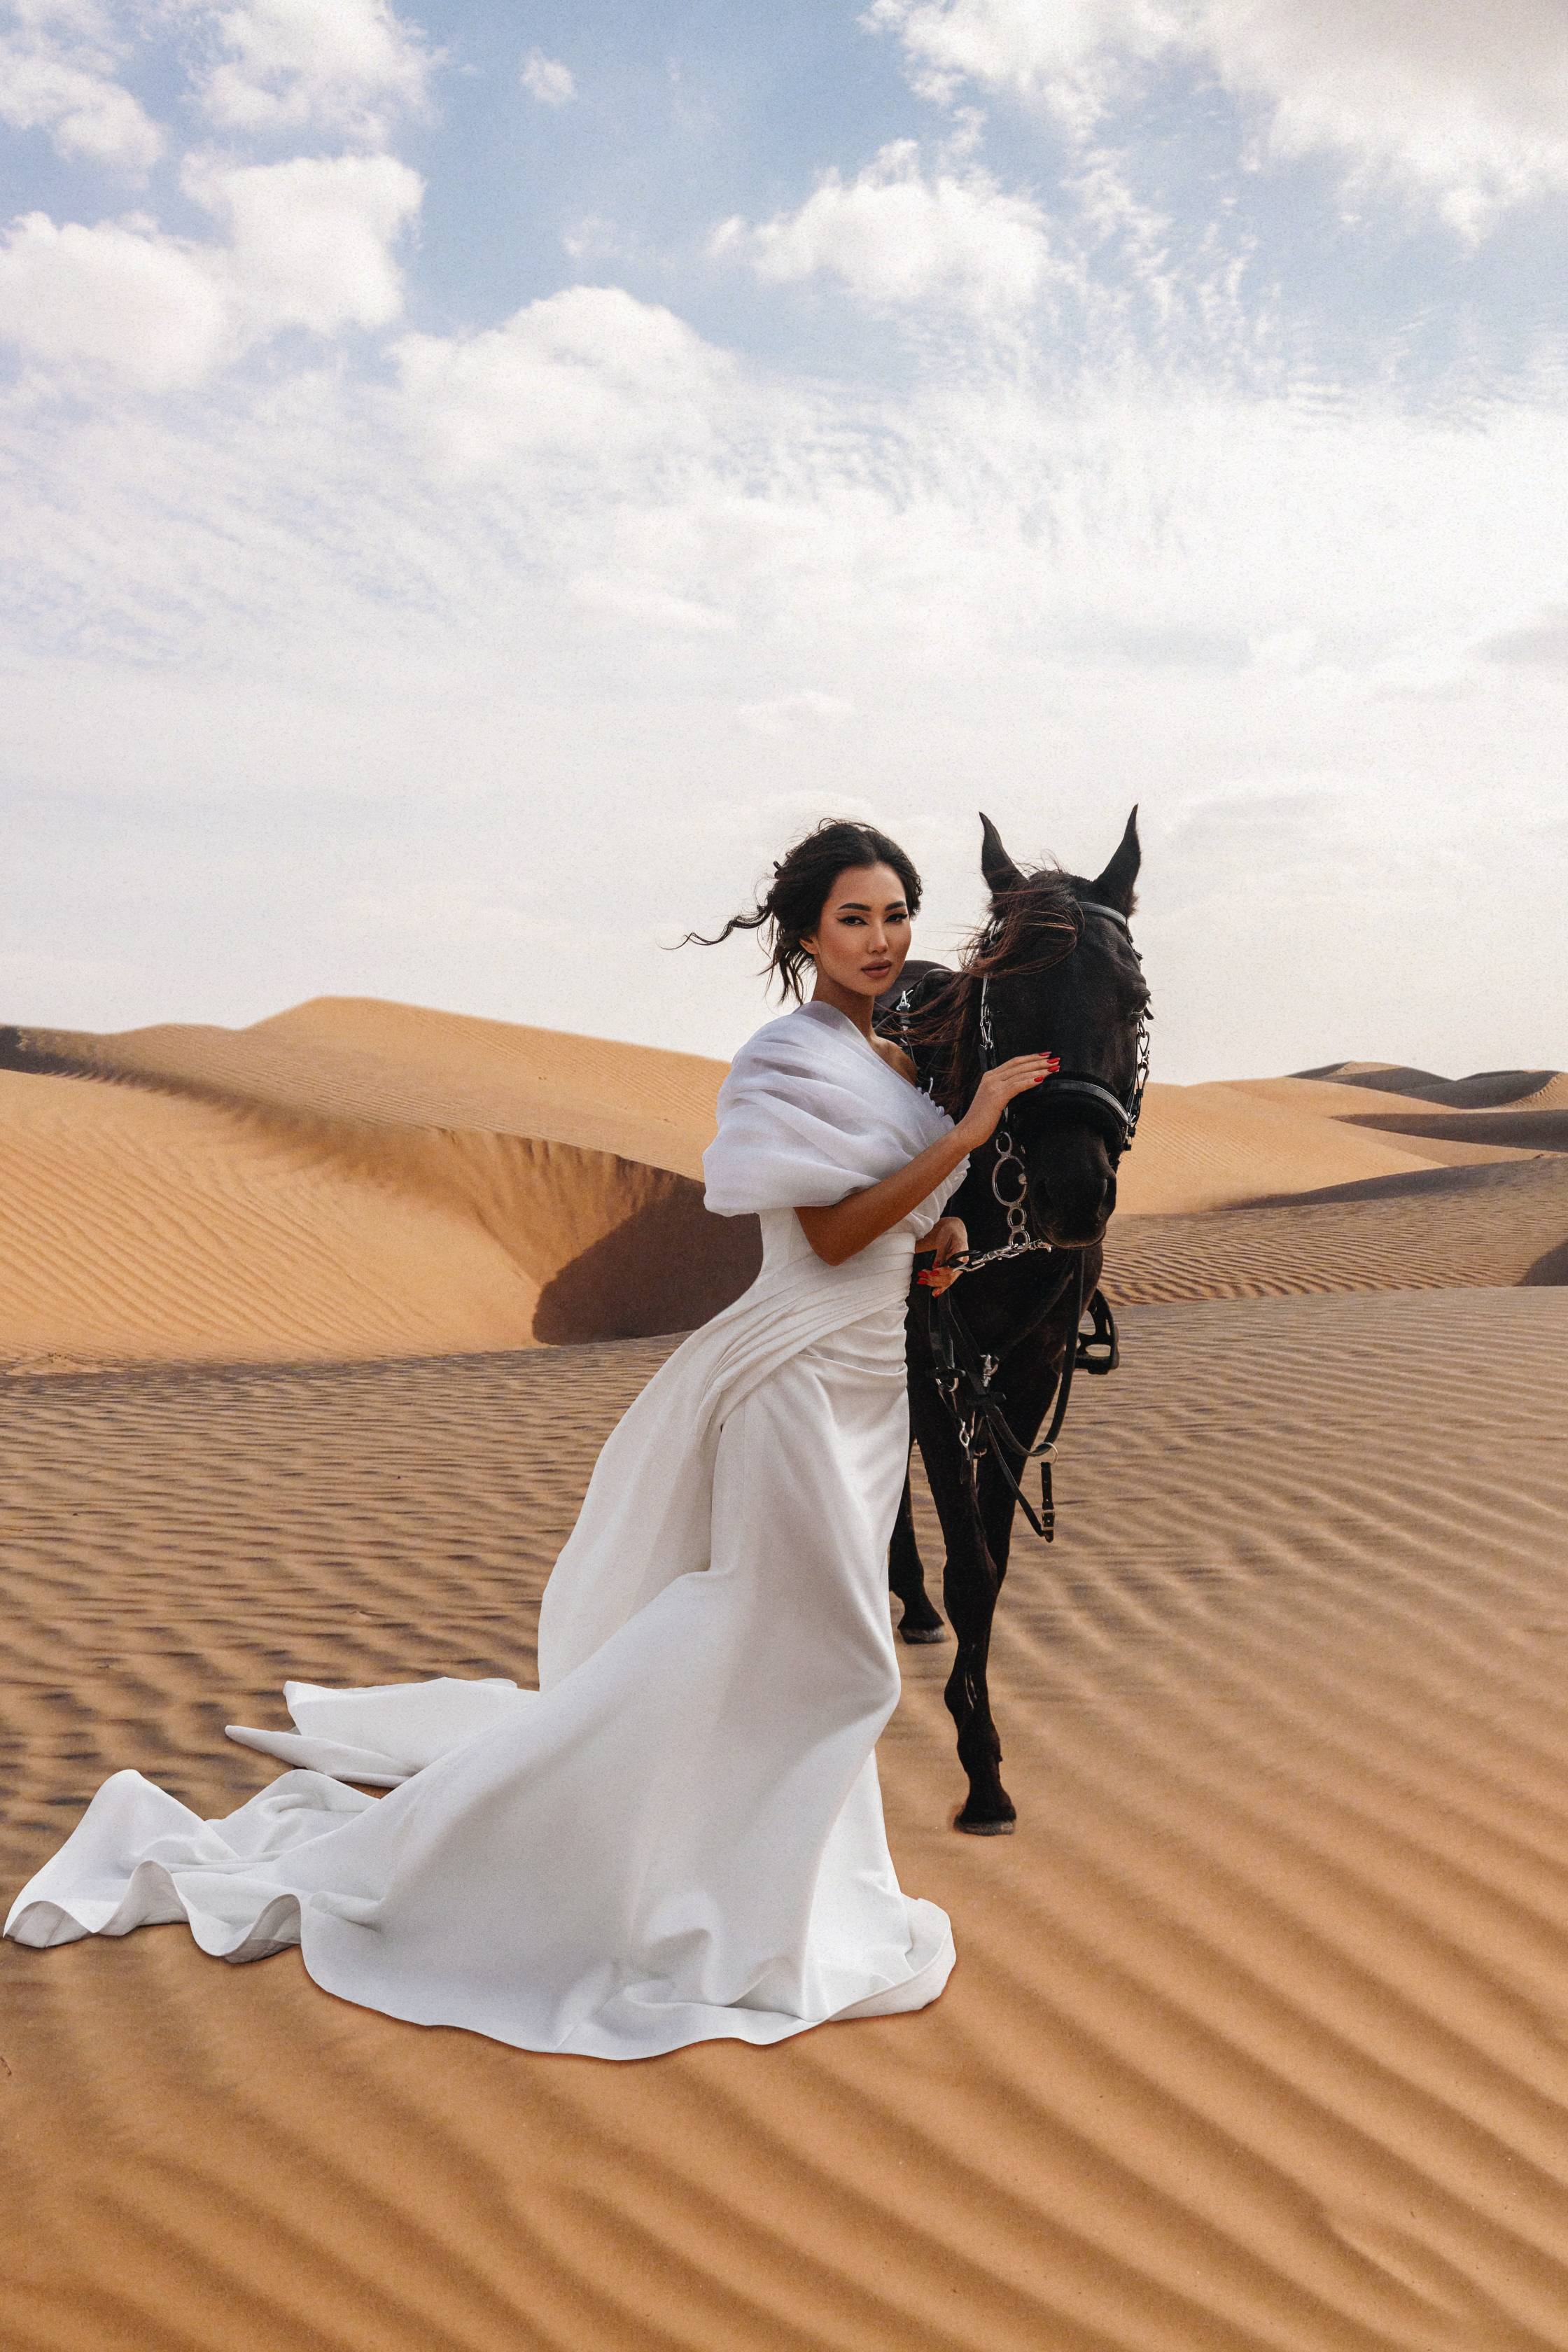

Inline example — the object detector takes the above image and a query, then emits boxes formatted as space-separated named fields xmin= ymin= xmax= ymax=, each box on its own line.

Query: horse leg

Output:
xmin=926 ymin=1299 xmax=1077 ymax=1834
xmin=888 ymin=1460 xmax=947 ymax=1643
xmin=948 ymin=1448 xmax=1022 ymax=1833
xmin=944 ymin=1308 xmax=1075 ymax=1823
xmin=909 ymin=1376 xmax=1015 ymax=1832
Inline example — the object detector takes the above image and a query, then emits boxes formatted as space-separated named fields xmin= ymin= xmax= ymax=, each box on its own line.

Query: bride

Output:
xmin=6 ymin=819 xmax=1056 ymax=2059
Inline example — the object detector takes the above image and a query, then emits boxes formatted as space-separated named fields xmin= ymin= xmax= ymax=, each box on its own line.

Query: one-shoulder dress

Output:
xmin=6 ymin=998 xmax=969 ymax=2059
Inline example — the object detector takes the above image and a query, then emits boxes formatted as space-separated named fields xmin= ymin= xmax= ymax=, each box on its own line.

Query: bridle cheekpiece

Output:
xmin=991 ymin=897 xmax=1150 ymax=1162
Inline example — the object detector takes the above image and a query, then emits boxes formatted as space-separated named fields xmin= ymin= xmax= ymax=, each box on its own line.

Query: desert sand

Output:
xmin=0 ymin=1006 xmax=755 ymax=1365
xmin=2 ymin=1004 xmax=1567 ymax=2351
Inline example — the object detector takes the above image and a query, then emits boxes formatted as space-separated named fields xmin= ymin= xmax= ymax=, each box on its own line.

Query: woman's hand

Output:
xmin=953 ymin=1052 xmax=1060 ymax=1149
xmin=916 ymin=1215 xmax=969 ymax=1294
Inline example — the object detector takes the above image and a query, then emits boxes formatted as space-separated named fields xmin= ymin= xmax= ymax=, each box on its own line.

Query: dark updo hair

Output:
xmin=674 ymin=818 xmax=923 ymax=1002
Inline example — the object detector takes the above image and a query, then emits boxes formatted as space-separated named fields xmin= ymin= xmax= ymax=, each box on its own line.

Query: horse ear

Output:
xmin=1091 ymin=806 xmax=1140 ymax=916
xmin=979 ymin=811 xmax=1026 ymax=901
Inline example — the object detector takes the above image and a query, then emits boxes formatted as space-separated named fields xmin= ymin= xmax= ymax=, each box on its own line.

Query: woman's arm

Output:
xmin=795 ymin=1051 xmax=1058 ymax=1266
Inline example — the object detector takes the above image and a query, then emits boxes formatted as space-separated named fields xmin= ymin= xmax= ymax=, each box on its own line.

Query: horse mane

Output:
xmin=897 ymin=867 xmax=1083 ymax=1117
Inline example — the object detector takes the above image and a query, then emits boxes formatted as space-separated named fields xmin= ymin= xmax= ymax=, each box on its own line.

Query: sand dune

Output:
xmin=5 ymin=1289 xmax=1568 ymax=2349
xmin=1110 ymin=1079 xmax=1508 ymax=1216
xmin=1343 ymin=1105 xmax=1568 ymax=1155
xmin=1295 ymin=1060 xmax=1564 ymax=1110
xmin=1106 ymin=1156 xmax=1568 ymax=1304
xmin=0 ymin=1011 xmax=756 ymax=1364
xmin=4 ymin=1001 xmax=1560 ymax=1372
xmin=0 ymin=1068 xmax=538 ymax=1368
xmin=5 ymin=997 xmax=1568 ymax=2345
xmin=1215 ymin=1080 xmax=1545 ymax=1175
xmin=7 ymin=997 xmax=726 ymax=1176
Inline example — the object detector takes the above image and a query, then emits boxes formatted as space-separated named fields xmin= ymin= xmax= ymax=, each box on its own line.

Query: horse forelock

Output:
xmin=899 ymin=865 xmax=1089 ymax=1115
xmin=974 ymin=868 xmax=1083 ymax=976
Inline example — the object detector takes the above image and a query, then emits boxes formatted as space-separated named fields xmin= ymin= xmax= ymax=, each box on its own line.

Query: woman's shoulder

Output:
xmin=726 ymin=1002 xmax=826 ymax=1070
xmin=729 ymin=1002 xmax=916 ymax=1088
xmin=867 ymin=1033 xmax=919 ymax=1086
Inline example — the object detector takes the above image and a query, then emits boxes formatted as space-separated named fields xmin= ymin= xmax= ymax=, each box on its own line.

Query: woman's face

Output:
xmin=801 ymin=862 xmax=912 ymax=1000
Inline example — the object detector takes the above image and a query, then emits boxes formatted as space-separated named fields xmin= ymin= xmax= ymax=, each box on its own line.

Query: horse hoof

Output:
xmin=898 ymin=1621 xmax=948 ymax=1645
xmin=955 ymin=1813 xmax=1016 ymax=1836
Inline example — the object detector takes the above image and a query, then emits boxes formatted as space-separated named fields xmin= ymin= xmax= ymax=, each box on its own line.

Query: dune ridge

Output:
xmin=1295 ymin=1060 xmax=1568 ymax=1111
xmin=0 ymin=1011 xmax=757 ymax=1364
xmin=1113 ymin=1075 xmax=1555 ymax=1218
xmin=5 ymin=996 xmax=727 ymax=1176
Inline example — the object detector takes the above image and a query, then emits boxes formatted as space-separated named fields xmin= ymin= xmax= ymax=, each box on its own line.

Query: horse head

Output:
xmin=975 ymin=807 xmax=1147 ymax=1247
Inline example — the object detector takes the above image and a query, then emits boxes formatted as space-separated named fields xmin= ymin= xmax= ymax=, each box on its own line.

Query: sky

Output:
xmin=2 ymin=0 xmax=1566 ymax=1081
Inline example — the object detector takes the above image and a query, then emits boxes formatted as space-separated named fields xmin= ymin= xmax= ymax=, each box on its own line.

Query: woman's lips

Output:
xmin=864 ymin=962 xmax=892 ymax=976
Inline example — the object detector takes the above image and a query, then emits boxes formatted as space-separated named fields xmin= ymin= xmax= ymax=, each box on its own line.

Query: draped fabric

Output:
xmin=5 ymin=1000 xmax=969 ymax=2059
xmin=701 ymin=997 xmax=948 ymax=1216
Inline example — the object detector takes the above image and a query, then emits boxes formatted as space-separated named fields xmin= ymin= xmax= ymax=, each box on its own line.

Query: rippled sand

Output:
xmin=2 ymin=1009 xmax=1567 ymax=2348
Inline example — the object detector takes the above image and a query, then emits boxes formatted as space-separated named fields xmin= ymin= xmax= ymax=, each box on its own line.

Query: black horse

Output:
xmin=874 ymin=808 xmax=1149 ymax=1833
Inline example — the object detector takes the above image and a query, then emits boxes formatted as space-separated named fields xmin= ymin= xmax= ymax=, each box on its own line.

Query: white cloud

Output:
xmin=712 ymin=139 xmax=1054 ymax=314
xmin=561 ymin=214 xmax=623 ymax=261
xmin=864 ymin=0 xmax=1175 ymax=109
xmin=1 ymin=328 xmax=1564 ymax=1075
xmin=521 ymin=49 xmax=575 ymax=107
xmin=0 ymin=0 xmax=164 ymax=172
xmin=0 ymin=155 xmax=422 ymax=384
xmin=393 ymin=285 xmax=734 ymax=472
xmin=178 ymin=0 xmax=433 ymax=144
xmin=190 ymin=153 xmax=423 ymax=335
xmin=1 ymin=7 xmax=1564 ymax=1076
xmin=1198 ymin=0 xmax=1568 ymax=236
xmin=0 ymin=212 xmax=227 ymax=387
xmin=870 ymin=0 xmax=1568 ymax=229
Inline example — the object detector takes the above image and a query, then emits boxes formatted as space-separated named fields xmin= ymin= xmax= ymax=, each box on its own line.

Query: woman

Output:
xmin=5 ymin=820 xmax=1056 ymax=2058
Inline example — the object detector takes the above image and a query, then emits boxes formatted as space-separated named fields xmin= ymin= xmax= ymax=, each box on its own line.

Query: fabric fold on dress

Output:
xmin=6 ymin=997 xmax=969 ymax=2060
xmin=226 ymin=1677 xmax=533 ymax=1786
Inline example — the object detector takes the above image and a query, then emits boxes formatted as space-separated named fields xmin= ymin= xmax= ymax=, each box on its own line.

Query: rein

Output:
xmin=925 ymin=1251 xmax=1120 ymax=1541
xmin=890 ymin=894 xmax=1144 ymax=1546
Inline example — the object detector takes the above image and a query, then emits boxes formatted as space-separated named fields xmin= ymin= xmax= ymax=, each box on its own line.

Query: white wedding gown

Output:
xmin=6 ymin=1000 xmax=968 ymax=2059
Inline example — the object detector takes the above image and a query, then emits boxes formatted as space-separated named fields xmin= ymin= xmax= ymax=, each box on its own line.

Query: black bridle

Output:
xmin=1001 ymin=897 xmax=1151 ymax=1161
xmin=924 ymin=1249 xmax=1118 ymax=1543
xmin=888 ymin=893 xmax=1149 ymax=1546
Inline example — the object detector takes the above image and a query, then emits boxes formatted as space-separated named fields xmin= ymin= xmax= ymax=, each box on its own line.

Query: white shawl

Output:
xmin=702 ymin=999 xmax=960 ymax=1224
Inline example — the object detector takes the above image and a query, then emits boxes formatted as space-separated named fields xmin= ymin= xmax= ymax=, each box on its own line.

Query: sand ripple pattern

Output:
xmin=1107 ymin=1156 xmax=1568 ymax=1303
xmin=4 ymin=1289 xmax=1568 ymax=2349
